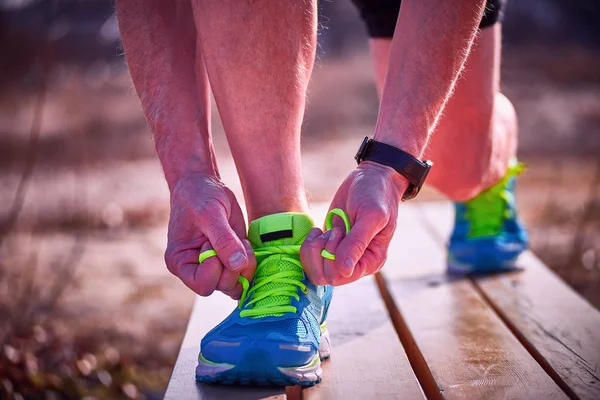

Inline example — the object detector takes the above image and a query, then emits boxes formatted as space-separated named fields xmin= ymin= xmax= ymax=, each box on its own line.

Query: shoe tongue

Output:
xmin=248 ymin=212 xmax=314 ymax=248
xmin=246 ymin=213 xmax=314 ymax=317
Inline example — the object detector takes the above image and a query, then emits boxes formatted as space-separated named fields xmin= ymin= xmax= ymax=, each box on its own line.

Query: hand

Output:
xmin=165 ymin=172 xmax=256 ymax=299
xmin=301 ymin=161 xmax=408 ymax=286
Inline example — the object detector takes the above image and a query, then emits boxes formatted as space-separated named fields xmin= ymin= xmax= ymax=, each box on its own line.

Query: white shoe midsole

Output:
xmin=278 ymin=327 xmax=330 ymax=382
xmin=319 ymin=327 xmax=332 ymax=359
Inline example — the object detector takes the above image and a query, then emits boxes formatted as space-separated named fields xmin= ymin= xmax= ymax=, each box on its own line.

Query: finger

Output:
xmin=222 ymin=287 xmax=242 ymax=300
xmin=323 ymin=226 xmax=346 ymax=285
xmin=353 ymin=234 xmax=391 ymax=278
xmin=168 ymin=242 xmax=222 ymax=296
xmin=335 ymin=211 xmax=387 ymax=277
xmin=202 ymin=211 xmax=249 ymax=272
xmin=240 ymin=239 xmax=257 ymax=281
xmin=325 ymin=208 xmax=350 ymax=232
xmin=300 ymin=228 xmax=328 ymax=285
xmin=222 ymin=240 xmax=257 ymax=300
xmin=217 ymin=268 xmax=241 ymax=296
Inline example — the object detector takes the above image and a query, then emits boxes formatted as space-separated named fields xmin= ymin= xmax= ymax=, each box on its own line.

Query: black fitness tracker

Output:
xmin=354 ymin=137 xmax=433 ymax=201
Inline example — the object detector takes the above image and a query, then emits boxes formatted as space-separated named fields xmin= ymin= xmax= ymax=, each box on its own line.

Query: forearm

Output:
xmin=375 ymin=0 xmax=486 ymax=157
xmin=116 ymin=0 xmax=218 ymax=189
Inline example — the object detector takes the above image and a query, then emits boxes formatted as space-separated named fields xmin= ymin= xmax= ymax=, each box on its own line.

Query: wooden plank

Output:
xmin=420 ymin=202 xmax=600 ymax=399
xmin=474 ymin=254 xmax=600 ymax=399
xmin=164 ymin=292 xmax=287 ymax=400
xmin=303 ymin=278 xmax=425 ymax=400
xmin=380 ymin=203 xmax=566 ymax=399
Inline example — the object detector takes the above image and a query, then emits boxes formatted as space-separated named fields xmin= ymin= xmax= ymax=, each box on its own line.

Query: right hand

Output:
xmin=165 ymin=173 xmax=256 ymax=299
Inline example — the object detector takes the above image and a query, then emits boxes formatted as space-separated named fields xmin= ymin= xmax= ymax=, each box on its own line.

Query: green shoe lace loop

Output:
xmin=197 ymin=209 xmax=351 ymax=318
xmin=321 ymin=208 xmax=352 ymax=260
xmin=198 ymin=249 xmax=217 ymax=264
xmin=465 ymin=163 xmax=525 ymax=237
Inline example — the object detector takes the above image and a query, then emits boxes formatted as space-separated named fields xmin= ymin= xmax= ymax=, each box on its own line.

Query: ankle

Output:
xmin=246 ymin=197 xmax=309 ymax=221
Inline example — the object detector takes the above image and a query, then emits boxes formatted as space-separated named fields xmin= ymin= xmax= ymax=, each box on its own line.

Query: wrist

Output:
xmin=158 ymin=146 xmax=220 ymax=190
xmin=163 ymin=163 xmax=220 ymax=189
xmin=358 ymin=160 xmax=411 ymax=197
xmin=372 ymin=130 xmax=425 ymax=159
xmin=372 ymin=113 xmax=429 ymax=158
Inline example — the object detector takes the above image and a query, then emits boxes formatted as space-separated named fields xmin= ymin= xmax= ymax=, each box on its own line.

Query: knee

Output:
xmin=494 ymin=93 xmax=518 ymax=138
xmin=428 ymin=93 xmax=517 ymax=201
xmin=435 ymin=165 xmax=490 ymax=202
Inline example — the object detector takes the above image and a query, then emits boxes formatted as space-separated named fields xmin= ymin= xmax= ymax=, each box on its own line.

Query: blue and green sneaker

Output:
xmin=448 ymin=162 xmax=529 ymax=274
xmin=196 ymin=212 xmax=334 ymax=386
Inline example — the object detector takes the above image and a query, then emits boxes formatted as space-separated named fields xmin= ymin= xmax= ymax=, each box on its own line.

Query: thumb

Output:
xmin=335 ymin=210 xmax=386 ymax=277
xmin=201 ymin=210 xmax=248 ymax=271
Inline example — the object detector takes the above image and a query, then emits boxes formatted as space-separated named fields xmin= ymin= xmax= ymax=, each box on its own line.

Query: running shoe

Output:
xmin=196 ymin=212 xmax=334 ymax=386
xmin=448 ymin=162 xmax=528 ymax=274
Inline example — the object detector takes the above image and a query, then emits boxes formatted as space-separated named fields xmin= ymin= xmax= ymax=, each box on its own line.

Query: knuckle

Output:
xmin=366 ymin=204 xmax=388 ymax=220
xmin=316 ymin=277 xmax=328 ymax=286
xmin=348 ymin=238 xmax=368 ymax=256
xmin=196 ymin=201 xmax=225 ymax=221
xmin=224 ymin=288 xmax=241 ymax=300
xmin=196 ymin=284 xmax=215 ymax=297
xmin=379 ymin=251 xmax=388 ymax=268
xmin=212 ymin=232 xmax=238 ymax=252
xmin=387 ymin=217 xmax=397 ymax=232
xmin=372 ymin=255 xmax=387 ymax=274
xmin=308 ymin=239 xmax=321 ymax=251
xmin=308 ymin=270 xmax=327 ymax=286
xmin=330 ymin=276 xmax=344 ymax=286
xmin=217 ymin=279 xmax=237 ymax=292
xmin=308 ymin=238 xmax=325 ymax=253
xmin=164 ymin=248 xmax=178 ymax=274
xmin=372 ymin=212 xmax=390 ymax=230
xmin=318 ymin=276 xmax=331 ymax=286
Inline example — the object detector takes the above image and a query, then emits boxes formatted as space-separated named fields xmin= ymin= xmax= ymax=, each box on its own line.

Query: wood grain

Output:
xmin=474 ymin=253 xmax=600 ymax=399
xmin=381 ymin=203 xmax=566 ymax=399
xmin=303 ymin=278 xmax=424 ymax=400
xmin=419 ymin=202 xmax=600 ymax=399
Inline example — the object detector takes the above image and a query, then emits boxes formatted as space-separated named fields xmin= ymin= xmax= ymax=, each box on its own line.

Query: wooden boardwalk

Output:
xmin=165 ymin=203 xmax=600 ymax=400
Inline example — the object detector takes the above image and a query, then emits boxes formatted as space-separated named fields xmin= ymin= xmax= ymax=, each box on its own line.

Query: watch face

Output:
xmin=355 ymin=137 xmax=370 ymax=164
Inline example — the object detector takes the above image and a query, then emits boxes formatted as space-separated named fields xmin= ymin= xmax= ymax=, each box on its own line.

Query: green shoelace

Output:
xmin=238 ymin=245 xmax=306 ymax=317
xmin=198 ymin=209 xmax=351 ymax=318
xmin=465 ymin=163 xmax=525 ymax=237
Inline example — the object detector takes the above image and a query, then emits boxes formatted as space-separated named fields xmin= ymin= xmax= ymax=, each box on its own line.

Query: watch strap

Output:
xmin=355 ymin=137 xmax=432 ymax=201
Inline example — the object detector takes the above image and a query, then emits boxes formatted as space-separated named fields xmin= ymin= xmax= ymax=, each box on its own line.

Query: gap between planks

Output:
xmin=373 ymin=272 xmax=443 ymax=400
xmin=469 ymin=282 xmax=578 ymax=399
xmin=414 ymin=203 xmax=588 ymax=399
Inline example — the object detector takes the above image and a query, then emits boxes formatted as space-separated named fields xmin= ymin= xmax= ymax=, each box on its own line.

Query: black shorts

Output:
xmin=351 ymin=0 xmax=506 ymax=38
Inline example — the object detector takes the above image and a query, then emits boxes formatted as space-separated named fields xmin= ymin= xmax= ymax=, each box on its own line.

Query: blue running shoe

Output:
xmin=448 ymin=162 xmax=529 ymax=274
xmin=196 ymin=212 xmax=334 ymax=386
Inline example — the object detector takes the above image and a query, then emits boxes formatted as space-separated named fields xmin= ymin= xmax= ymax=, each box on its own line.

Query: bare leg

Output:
xmin=191 ymin=0 xmax=317 ymax=220
xmin=117 ymin=0 xmax=217 ymax=185
xmin=117 ymin=0 xmax=258 ymax=297
xmin=370 ymin=25 xmax=517 ymax=201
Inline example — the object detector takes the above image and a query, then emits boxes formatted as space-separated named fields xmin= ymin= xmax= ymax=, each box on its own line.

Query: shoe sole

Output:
xmin=196 ymin=327 xmax=331 ymax=387
xmin=447 ymin=254 xmax=523 ymax=275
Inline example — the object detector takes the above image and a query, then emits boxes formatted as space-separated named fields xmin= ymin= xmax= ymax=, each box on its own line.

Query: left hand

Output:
xmin=301 ymin=161 xmax=409 ymax=286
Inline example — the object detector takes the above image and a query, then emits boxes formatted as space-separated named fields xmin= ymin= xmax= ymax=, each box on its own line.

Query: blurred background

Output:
xmin=1 ymin=0 xmax=599 ymax=398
